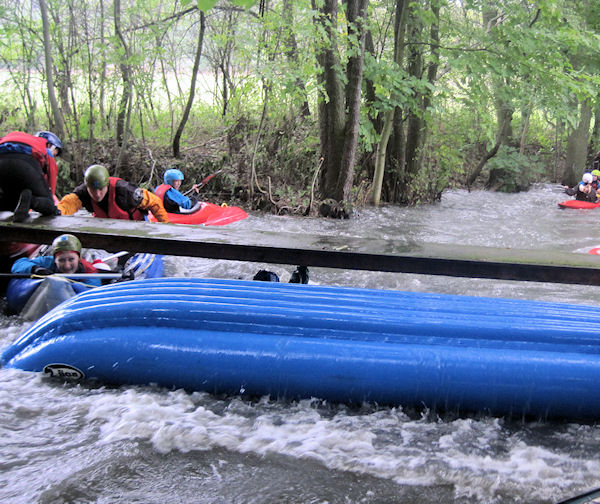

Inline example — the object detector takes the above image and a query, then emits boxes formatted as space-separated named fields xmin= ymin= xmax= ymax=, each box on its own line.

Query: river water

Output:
xmin=1 ymin=184 xmax=600 ymax=504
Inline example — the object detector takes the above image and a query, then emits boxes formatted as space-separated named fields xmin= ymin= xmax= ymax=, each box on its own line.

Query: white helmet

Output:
xmin=583 ymin=173 xmax=593 ymax=184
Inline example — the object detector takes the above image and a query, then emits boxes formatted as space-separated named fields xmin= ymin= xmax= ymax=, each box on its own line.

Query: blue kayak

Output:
xmin=2 ymin=277 xmax=600 ymax=420
xmin=6 ymin=253 xmax=164 ymax=318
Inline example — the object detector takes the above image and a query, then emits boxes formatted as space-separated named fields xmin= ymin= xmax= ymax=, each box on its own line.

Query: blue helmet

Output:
xmin=164 ymin=168 xmax=184 ymax=186
xmin=35 ymin=131 xmax=62 ymax=153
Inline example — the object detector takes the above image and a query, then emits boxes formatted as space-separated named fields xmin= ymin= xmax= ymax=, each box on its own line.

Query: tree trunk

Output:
xmin=387 ymin=0 xmax=410 ymax=202
xmin=564 ymin=100 xmax=593 ymax=186
xmin=588 ymin=99 xmax=600 ymax=165
xmin=466 ymin=108 xmax=511 ymax=188
xmin=372 ymin=110 xmax=394 ymax=205
xmin=403 ymin=10 xmax=424 ymax=181
xmin=419 ymin=0 xmax=439 ymax=152
xmin=173 ymin=12 xmax=206 ymax=158
xmin=335 ymin=0 xmax=369 ymax=202
xmin=282 ymin=0 xmax=310 ymax=117
xmin=38 ymin=0 xmax=65 ymax=139
xmin=114 ymin=0 xmax=131 ymax=150
xmin=363 ymin=30 xmax=381 ymax=134
xmin=99 ymin=0 xmax=107 ymax=133
xmin=519 ymin=102 xmax=532 ymax=155
xmin=314 ymin=0 xmax=346 ymax=199
xmin=372 ymin=0 xmax=408 ymax=205
xmin=465 ymin=6 xmax=515 ymax=188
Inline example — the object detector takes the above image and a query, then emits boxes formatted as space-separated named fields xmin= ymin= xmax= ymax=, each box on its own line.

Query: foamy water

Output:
xmin=1 ymin=184 xmax=600 ymax=503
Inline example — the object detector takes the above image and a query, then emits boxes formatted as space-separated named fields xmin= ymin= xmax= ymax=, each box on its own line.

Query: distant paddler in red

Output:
xmin=57 ymin=164 xmax=170 ymax=222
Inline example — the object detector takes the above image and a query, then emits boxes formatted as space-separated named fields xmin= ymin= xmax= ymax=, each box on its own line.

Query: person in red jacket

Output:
xmin=0 ymin=130 xmax=62 ymax=222
xmin=57 ymin=164 xmax=170 ymax=222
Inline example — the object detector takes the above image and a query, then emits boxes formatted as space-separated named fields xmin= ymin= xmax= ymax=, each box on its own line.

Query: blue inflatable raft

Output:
xmin=2 ymin=277 xmax=600 ymax=420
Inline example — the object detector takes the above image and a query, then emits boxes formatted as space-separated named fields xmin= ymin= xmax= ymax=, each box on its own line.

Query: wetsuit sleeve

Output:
xmin=11 ymin=256 xmax=54 ymax=274
xmin=166 ymin=188 xmax=193 ymax=210
xmin=139 ymin=189 xmax=170 ymax=222
xmin=56 ymin=192 xmax=83 ymax=215
xmin=79 ymin=259 xmax=102 ymax=286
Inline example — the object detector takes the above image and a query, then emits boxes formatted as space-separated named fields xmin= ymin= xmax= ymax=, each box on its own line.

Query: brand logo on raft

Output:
xmin=43 ymin=364 xmax=85 ymax=380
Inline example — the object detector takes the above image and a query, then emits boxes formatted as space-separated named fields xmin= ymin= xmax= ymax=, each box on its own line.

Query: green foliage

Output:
xmin=484 ymin=146 xmax=544 ymax=192
xmin=197 ymin=0 xmax=257 ymax=11
xmin=197 ymin=0 xmax=218 ymax=11
xmin=0 ymin=0 xmax=599 ymax=207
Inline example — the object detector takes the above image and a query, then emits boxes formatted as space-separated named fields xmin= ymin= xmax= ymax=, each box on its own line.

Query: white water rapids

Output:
xmin=1 ymin=184 xmax=600 ymax=503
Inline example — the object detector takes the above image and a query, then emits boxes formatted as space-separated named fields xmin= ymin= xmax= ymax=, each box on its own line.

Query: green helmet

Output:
xmin=592 ymin=170 xmax=600 ymax=177
xmin=52 ymin=234 xmax=82 ymax=255
xmin=84 ymin=164 xmax=110 ymax=189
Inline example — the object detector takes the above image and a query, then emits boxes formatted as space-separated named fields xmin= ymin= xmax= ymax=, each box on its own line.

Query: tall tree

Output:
xmin=372 ymin=0 xmax=408 ymax=206
xmin=113 ymin=0 xmax=132 ymax=158
xmin=38 ymin=0 xmax=65 ymax=139
xmin=173 ymin=11 xmax=206 ymax=158
xmin=315 ymin=0 xmax=369 ymax=211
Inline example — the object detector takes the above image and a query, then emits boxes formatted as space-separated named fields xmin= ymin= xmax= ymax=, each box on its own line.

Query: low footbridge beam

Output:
xmin=1 ymin=212 xmax=600 ymax=286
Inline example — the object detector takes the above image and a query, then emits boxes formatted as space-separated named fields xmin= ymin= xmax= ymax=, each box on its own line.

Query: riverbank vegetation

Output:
xmin=0 ymin=0 xmax=599 ymax=216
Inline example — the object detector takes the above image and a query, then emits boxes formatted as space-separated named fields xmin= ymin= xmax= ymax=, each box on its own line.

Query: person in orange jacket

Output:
xmin=57 ymin=164 xmax=170 ymax=222
xmin=0 ymin=130 xmax=62 ymax=222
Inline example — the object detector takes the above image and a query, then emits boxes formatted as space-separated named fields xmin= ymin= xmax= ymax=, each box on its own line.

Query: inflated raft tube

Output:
xmin=3 ymin=277 xmax=600 ymax=420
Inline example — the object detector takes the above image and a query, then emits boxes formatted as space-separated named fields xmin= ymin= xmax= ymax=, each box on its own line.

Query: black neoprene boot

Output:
xmin=289 ymin=266 xmax=309 ymax=284
xmin=31 ymin=196 xmax=60 ymax=216
xmin=13 ymin=189 xmax=32 ymax=223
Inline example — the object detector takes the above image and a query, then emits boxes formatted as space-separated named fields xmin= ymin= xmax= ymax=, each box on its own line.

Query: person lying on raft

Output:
xmin=57 ymin=164 xmax=170 ymax=222
xmin=564 ymin=172 xmax=598 ymax=203
xmin=154 ymin=168 xmax=199 ymax=213
xmin=11 ymin=234 xmax=102 ymax=286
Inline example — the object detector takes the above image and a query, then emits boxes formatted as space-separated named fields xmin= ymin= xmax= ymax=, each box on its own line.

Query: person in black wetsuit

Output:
xmin=0 ymin=130 xmax=62 ymax=222
xmin=564 ymin=173 xmax=598 ymax=202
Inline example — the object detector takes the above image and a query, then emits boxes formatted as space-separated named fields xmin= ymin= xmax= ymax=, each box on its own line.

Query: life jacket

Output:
xmin=0 ymin=131 xmax=58 ymax=195
xmin=154 ymin=183 xmax=179 ymax=213
xmin=154 ymin=183 xmax=170 ymax=200
xmin=80 ymin=258 xmax=98 ymax=273
xmin=91 ymin=177 xmax=145 ymax=221
xmin=576 ymin=186 xmax=597 ymax=202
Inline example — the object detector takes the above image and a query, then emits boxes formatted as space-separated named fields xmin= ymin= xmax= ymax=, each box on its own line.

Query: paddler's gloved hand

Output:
xmin=31 ymin=266 xmax=53 ymax=276
xmin=118 ymin=270 xmax=135 ymax=282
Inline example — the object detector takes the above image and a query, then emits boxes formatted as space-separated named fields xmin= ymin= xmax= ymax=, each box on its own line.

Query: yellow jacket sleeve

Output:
xmin=140 ymin=189 xmax=170 ymax=223
xmin=56 ymin=193 xmax=83 ymax=216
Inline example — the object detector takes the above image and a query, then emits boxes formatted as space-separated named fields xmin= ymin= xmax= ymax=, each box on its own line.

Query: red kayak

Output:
xmin=0 ymin=242 xmax=41 ymax=259
xmin=148 ymin=201 xmax=248 ymax=226
xmin=1 ymin=194 xmax=58 ymax=260
xmin=558 ymin=199 xmax=600 ymax=209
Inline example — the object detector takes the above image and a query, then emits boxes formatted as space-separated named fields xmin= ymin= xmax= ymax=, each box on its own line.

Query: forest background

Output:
xmin=1 ymin=0 xmax=599 ymax=218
